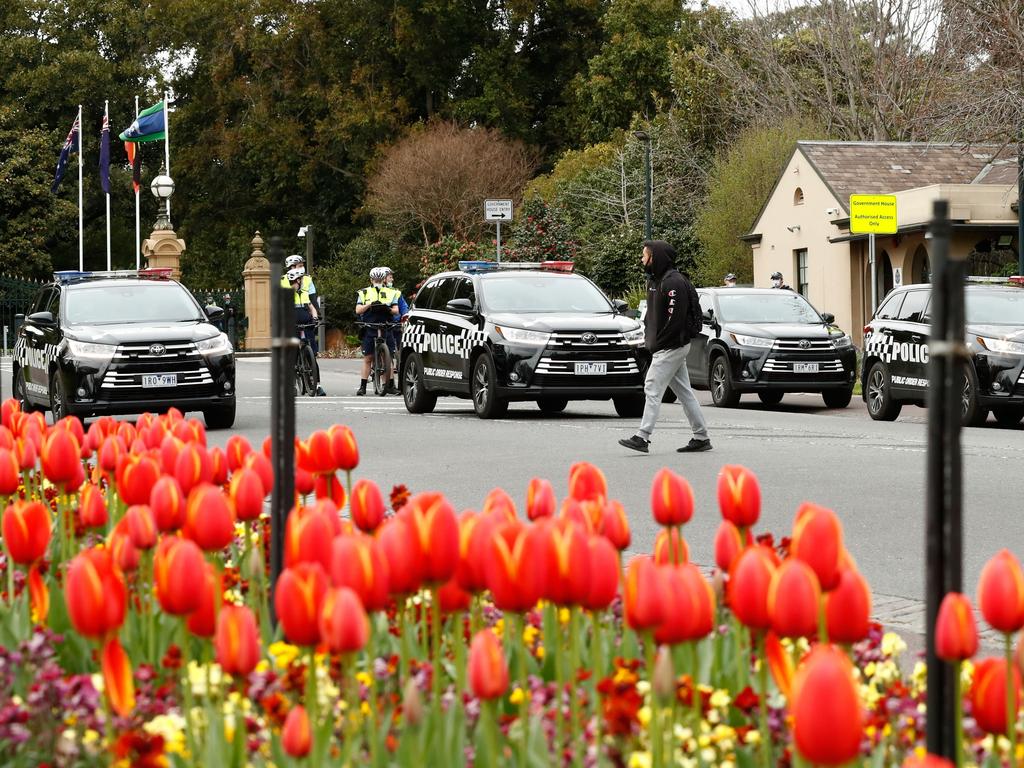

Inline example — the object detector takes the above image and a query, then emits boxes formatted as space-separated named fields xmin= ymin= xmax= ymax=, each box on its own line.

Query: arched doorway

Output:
xmin=877 ymin=250 xmax=894 ymax=302
xmin=909 ymin=244 xmax=930 ymax=284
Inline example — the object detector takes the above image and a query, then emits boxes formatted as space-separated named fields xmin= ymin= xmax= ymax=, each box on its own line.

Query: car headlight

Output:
xmin=830 ymin=334 xmax=853 ymax=349
xmin=196 ymin=334 xmax=233 ymax=354
xmin=730 ymin=333 xmax=774 ymax=348
xmin=977 ymin=336 xmax=1024 ymax=355
xmin=495 ymin=326 xmax=551 ymax=346
xmin=622 ymin=326 xmax=646 ymax=346
xmin=65 ymin=339 xmax=116 ymax=362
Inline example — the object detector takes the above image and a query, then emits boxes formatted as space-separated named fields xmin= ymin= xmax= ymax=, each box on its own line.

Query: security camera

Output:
xmin=825 ymin=207 xmax=839 ymax=217
xmin=786 ymin=224 xmax=801 ymax=233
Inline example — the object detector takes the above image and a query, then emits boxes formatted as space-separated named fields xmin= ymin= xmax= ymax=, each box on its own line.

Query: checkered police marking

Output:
xmin=863 ymin=332 xmax=929 ymax=365
xmin=402 ymin=323 xmax=487 ymax=359
xmin=13 ymin=337 xmax=61 ymax=395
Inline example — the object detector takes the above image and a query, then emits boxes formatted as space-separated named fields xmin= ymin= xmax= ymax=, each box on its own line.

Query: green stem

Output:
xmin=399 ymin=599 xmax=410 ymax=682
xmin=484 ymin=699 xmax=500 ymax=767
xmin=179 ymin=621 xmax=196 ymax=759
xmin=470 ymin=596 xmax=482 ymax=636
xmin=514 ymin=612 xmax=528 ymax=768
xmin=306 ymin=646 xmax=319 ymax=746
xmin=953 ymin=660 xmax=965 ymax=768
xmin=431 ymin=587 xmax=442 ymax=705
xmin=645 ymin=633 xmax=663 ymax=768
xmin=569 ymin=608 xmax=581 ymax=767
xmin=817 ymin=593 xmax=828 ymax=645
xmin=755 ymin=633 xmax=772 ymax=768
xmin=691 ymin=641 xmax=701 ymax=729
xmin=554 ymin=614 xmax=564 ymax=758
xmin=6 ymin=555 xmax=14 ymax=607
xmin=1007 ymin=633 xmax=1018 ymax=763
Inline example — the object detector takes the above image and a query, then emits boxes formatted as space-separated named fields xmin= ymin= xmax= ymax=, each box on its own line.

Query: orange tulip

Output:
xmin=454 ymin=512 xmax=491 ymax=594
xmin=0 ymin=448 xmax=18 ymax=495
xmin=486 ymin=520 xmax=546 ymax=613
xmin=977 ymin=549 xmax=1024 ymax=634
xmin=285 ymin=505 xmax=335 ymax=573
xmin=150 ymin=476 xmax=186 ymax=532
xmin=319 ymin=586 xmax=370 ymax=653
xmin=330 ymin=534 xmax=390 ymax=612
xmin=970 ymin=657 xmax=1022 ymax=735
xmin=543 ymin=519 xmax=590 ymax=606
xmin=653 ymin=527 xmax=689 ymax=566
xmin=559 ymin=498 xmax=595 ymax=534
xmin=0 ymin=400 xmax=19 ymax=431
xmin=28 ymin=563 xmax=49 ymax=624
xmin=183 ymin=483 xmax=236 ymax=552
xmin=768 ymin=558 xmax=821 ymax=639
xmin=225 ymin=434 xmax=253 ymax=472
xmin=313 ymin=472 xmax=347 ymax=507
xmin=78 ymin=483 xmax=108 ymax=529
xmin=116 ymin=454 xmax=161 ymax=506
xmin=209 ymin=446 xmax=228 ymax=485
xmin=2 ymin=500 xmax=51 ymax=564
xmin=599 ymin=500 xmax=631 ymax=551
xmin=583 ymin=534 xmax=619 ymax=611
xmin=229 ymin=467 xmax=265 ymax=522
xmin=65 ymin=547 xmax=127 ymax=639
xmin=468 ymin=629 xmax=509 ymax=700
xmin=14 ymin=435 xmax=37 ymax=472
xmin=654 ymin=565 xmax=698 ymax=645
xmin=624 ymin=556 xmax=665 ymax=631
xmin=567 ymin=461 xmax=607 ymax=503
xmin=97 ymin=435 xmax=125 ymax=476
xmin=378 ymin=516 xmax=423 ymax=597
xmin=790 ymin=644 xmax=863 ymax=765
xmin=215 ymin=604 xmax=261 ymax=677
xmin=765 ymin=631 xmax=796 ymax=698
xmin=328 ymin=424 xmax=359 ymax=471
xmin=791 ymin=503 xmax=843 ymax=591
xmin=244 ymin=452 xmax=273 ymax=496
xmin=717 ymin=465 xmax=761 ymax=528
xmin=186 ymin=562 xmax=220 ymax=638
xmin=728 ymin=546 xmax=777 ymax=631
xmin=350 ymin=479 xmax=386 ymax=533
xmin=682 ymin=563 xmax=716 ymax=639
xmin=482 ymin=487 xmax=517 ymax=520
xmin=714 ymin=520 xmax=745 ymax=572
xmin=935 ymin=592 xmax=978 ymax=661
xmin=826 ymin=568 xmax=872 ymax=644
xmin=174 ymin=442 xmax=213 ymax=495
xmin=438 ymin=577 xmax=472 ymax=614
xmin=101 ymin=637 xmax=135 ymax=716
xmin=902 ymin=755 xmax=955 ymax=768
xmin=274 ymin=562 xmax=329 ymax=646
xmin=404 ymin=492 xmax=459 ymax=585
xmin=526 ymin=477 xmax=556 ymax=521
xmin=109 ymin=520 xmax=140 ymax=572
xmin=650 ymin=468 xmax=693 ymax=527
xmin=159 ymin=434 xmax=185 ymax=475
xmin=40 ymin=428 xmax=80 ymax=487
xmin=303 ymin=430 xmax=336 ymax=475
xmin=154 ymin=537 xmax=206 ymax=616
xmin=124 ymin=505 xmax=157 ymax=550
xmin=282 ymin=705 xmax=312 ymax=757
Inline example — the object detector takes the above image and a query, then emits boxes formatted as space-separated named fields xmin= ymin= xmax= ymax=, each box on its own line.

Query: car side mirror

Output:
xmin=612 ymin=299 xmax=629 ymax=314
xmin=205 ymin=305 xmax=225 ymax=321
xmin=821 ymin=312 xmax=835 ymax=324
xmin=623 ymin=309 xmax=641 ymax=319
xmin=27 ymin=311 xmax=55 ymax=326
xmin=445 ymin=298 xmax=475 ymax=314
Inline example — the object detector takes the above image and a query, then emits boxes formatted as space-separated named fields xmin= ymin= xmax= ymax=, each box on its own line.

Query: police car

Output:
xmin=398 ymin=261 xmax=647 ymax=418
xmin=12 ymin=269 xmax=236 ymax=428
xmin=862 ymin=281 xmax=1024 ymax=426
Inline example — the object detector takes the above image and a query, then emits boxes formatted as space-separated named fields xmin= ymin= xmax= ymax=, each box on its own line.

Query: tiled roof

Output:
xmin=798 ymin=141 xmax=1018 ymax=212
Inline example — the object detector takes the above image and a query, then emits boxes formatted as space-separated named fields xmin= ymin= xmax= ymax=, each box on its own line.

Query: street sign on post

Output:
xmin=484 ymin=199 xmax=513 ymax=263
xmin=850 ymin=194 xmax=899 ymax=313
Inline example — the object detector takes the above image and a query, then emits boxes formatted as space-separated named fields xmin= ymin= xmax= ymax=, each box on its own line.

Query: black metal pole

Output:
xmin=644 ymin=139 xmax=653 ymax=240
xmin=925 ymin=199 xmax=961 ymax=759
xmin=1017 ymin=128 xmax=1023 ymax=276
xmin=268 ymin=236 xmax=296 ymax=626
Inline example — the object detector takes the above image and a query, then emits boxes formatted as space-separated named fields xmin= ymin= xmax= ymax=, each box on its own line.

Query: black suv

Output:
xmin=862 ymin=282 xmax=1024 ymax=426
xmin=12 ymin=269 xmax=236 ymax=428
xmin=398 ymin=261 xmax=647 ymax=418
xmin=686 ymin=288 xmax=858 ymax=408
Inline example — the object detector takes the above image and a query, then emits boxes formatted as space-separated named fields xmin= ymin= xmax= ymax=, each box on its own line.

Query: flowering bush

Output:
xmin=0 ymin=398 xmax=1020 ymax=767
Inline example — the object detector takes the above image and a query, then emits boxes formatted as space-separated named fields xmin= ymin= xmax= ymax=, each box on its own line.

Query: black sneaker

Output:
xmin=677 ymin=438 xmax=712 ymax=453
xmin=316 ymin=386 xmax=327 ymax=397
xmin=356 ymin=387 xmax=366 ymax=396
xmin=385 ymin=383 xmax=400 ymax=396
xmin=618 ymin=435 xmax=650 ymax=453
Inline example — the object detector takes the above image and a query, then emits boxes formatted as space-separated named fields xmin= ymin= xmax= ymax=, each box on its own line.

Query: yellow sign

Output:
xmin=849 ymin=194 xmax=898 ymax=234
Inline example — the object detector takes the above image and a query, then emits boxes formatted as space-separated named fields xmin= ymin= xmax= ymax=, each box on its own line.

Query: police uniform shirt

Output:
xmin=280 ymin=274 xmax=317 ymax=306
xmin=357 ymin=285 xmax=399 ymax=322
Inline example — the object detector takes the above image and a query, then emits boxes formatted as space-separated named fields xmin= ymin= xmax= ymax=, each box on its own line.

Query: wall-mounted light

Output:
xmin=786 ymin=224 xmax=801 ymax=232
xmin=998 ymin=234 xmax=1014 ymax=247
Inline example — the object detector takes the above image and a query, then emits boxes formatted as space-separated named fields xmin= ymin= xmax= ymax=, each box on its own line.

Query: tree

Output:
xmin=693 ymin=115 xmax=826 ymax=286
xmin=365 ymin=121 xmax=538 ymax=246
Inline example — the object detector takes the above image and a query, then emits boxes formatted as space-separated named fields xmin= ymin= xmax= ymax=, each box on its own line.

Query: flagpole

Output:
xmin=78 ymin=104 xmax=83 ymax=271
xmin=104 ymin=100 xmax=111 ymax=271
xmin=163 ymin=92 xmax=171 ymax=224
xmin=135 ymin=95 xmax=140 ymax=269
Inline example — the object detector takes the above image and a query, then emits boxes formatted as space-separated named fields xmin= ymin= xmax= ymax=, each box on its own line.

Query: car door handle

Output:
xmin=910 ymin=334 xmax=923 ymax=342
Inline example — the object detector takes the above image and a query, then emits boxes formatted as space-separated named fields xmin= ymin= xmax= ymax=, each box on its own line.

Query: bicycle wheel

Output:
xmin=372 ymin=341 xmax=391 ymax=396
xmin=294 ymin=344 xmax=310 ymax=396
xmin=299 ymin=345 xmax=318 ymax=395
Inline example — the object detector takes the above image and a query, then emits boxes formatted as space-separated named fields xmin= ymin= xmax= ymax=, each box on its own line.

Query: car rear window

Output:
xmin=64 ymin=283 xmax=205 ymax=325
xmin=480 ymin=274 xmax=611 ymax=313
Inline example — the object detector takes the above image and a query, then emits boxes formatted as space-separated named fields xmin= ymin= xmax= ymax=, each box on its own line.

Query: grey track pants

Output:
xmin=637 ymin=345 xmax=709 ymax=441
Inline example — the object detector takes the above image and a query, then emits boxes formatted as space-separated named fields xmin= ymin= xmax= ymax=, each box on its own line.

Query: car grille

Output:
xmin=98 ymin=341 xmax=217 ymax=400
xmin=530 ymin=331 xmax=642 ymax=387
xmin=548 ymin=331 xmax=628 ymax=350
xmin=771 ymin=339 xmax=835 ymax=351
xmin=535 ymin=358 xmax=641 ymax=375
xmin=761 ymin=359 xmax=847 ymax=373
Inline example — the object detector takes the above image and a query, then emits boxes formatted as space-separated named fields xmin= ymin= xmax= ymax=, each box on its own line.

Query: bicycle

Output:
xmin=357 ymin=321 xmax=398 ymax=396
xmin=295 ymin=321 xmax=322 ymax=396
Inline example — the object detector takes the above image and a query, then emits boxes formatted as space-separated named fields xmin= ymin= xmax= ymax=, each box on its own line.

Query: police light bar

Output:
xmin=458 ymin=261 xmax=499 ymax=273
xmin=53 ymin=270 xmax=93 ymax=282
xmin=540 ymin=261 xmax=575 ymax=272
xmin=138 ymin=268 xmax=174 ymax=279
xmin=458 ymin=260 xmax=576 ymax=274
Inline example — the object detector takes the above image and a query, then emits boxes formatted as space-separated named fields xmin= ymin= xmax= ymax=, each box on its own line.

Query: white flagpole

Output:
xmin=105 ymin=100 xmax=111 ymax=271
xmin=78 ymin=104 xmax=83 ymax=271
xmin=163 ymin=92 xmax=171 ymax=224
xmin=135 ymin=95 xmax=140 ymax=269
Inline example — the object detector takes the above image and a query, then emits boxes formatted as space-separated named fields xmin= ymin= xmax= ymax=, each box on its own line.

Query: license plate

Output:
xmin=575 ymin=362 xmax=607 ymax=375
xmin=142 ymin=374 xmax=177 ymax=388
xmin=793 ymin=362 xmax=819 ymax=373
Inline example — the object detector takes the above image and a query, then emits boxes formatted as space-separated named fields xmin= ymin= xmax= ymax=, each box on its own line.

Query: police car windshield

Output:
xmin=966 ymin=290 xmax=1024 ymax=325
xmin=64 ymin=283 xmax=205 ymax=325
xmin=480 ymin=274 xmax=612 ymax=313
xmin=717 ymin=292 xmax=822 ymax=324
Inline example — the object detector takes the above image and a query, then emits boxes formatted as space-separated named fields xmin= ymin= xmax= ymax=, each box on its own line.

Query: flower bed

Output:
xmin=0 ymin=397 xmax=1020 ymax=767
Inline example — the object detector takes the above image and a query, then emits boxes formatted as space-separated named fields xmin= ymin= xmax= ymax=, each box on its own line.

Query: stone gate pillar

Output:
xmin=141 ymin=228 xmax=186 ymax=280
xmin=243 ymin=232 xmax=271 ymax=351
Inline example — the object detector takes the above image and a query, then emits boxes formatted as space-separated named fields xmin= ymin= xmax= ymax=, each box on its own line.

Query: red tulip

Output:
xmin=404 ymin=492 xmax=459 ymax=585
xmin=40 ymin=428 xmax=80 ymax=487
xmin=526 ymin=477 xmax=556 ymax=521
xmin=282 ymin=705 xmax=312 ymax=757
xmin=486 ymin=520 xmax=546 ymax=613
xmin=977 ymin=549 xmax=1024 ymax=634
xmin=183 ymin=483 xmax=236 ymax=552
xmin=599 ymin=500 xmax=631 ymax=550
xmin=2 ymin=500 xmax=51 ymax=564
xmin=159 ymin=434 xmax=184 ymax=475
xmin=902 ymin=755 xmax=955 ymax=768
xmin=559 ymin=498 xmax=595 ymax=534
xmin=285 ymin=506 xmax=335 ymax=573
xmin=350 ymin=479 xmax=386 ymax=533
xmin=225 ymin=435 xmax=253 ymax=472
xmin=154 ymin=537 xmax=206 ymax=616
xmin=116 ymin=454 xmax=161 ymax=506
xmin=295 ymin=467 xmax=315 ymax=497
xmin=568 ymin=462 xmax=607 ymax=503
xmin=0 ymin=448 xmax=19 ymax=495
xmin=303 ymin=430 xmax=336 ymax=475
xmin=215 ymin=604 xmax=261 ymax=677
xmin=274 ymin=562 xmax=329 ymax=646
xmin=970 ymin=657 xmax=1022 ymax=735
xmin=186 ymin=562 xmax=221 ymax=638
xmin=790 ymin=644 xmax=863 ymax=765
xmin=209 ymin=447 xmax=228 ymax=486
xmin=174 ymin=442 xmax=213 ymax=495
xmin=728 ymin=546 xmax=777 ymax=631
xmin=543 ymin=519 xmax=591 ymax=606
xmin=650 ymin=468 xmax=693 ymax=527
xmin=717 ymin=465 xmax=761 ymax=528
xmin=229 ymin=467 xmax=265 ymax=522
xmin=78 ymin=483 xmax=108 ymax=529
xmin=312 ymin=472 xmax=346 ymax=508
xmin=468 ymin=629 xmax=509 ymax=700
xmin=438 ymin=577 xmax=472 ymax=614
xmin=14 ymin=435 xmax=37 ymax=472
xmin=65 ymin=547 xmax=127 ymax=639
xmin=327 ymin=424 xmax=359 ymax=471
xmin=28 ymin=563 xmax=48 ymax=624
xmin=934 ymin=592 xmax=978 ymax=661
xmin=244 ymin=452 xmax=273 ymax=496
xmin=101 ymin=637 xmax=135 ymax=717
xmin=378 ymin=516 xmax=423 ymax=596
xmin=124 ymin=505 xmax=158 ymax=550
xmin=150 ymin=476 xmax=186 ymax=532
xmin=768 ymin=559 xmax=821 ymax=639
xmin=330 ymin=534 xmax=390 ymax=612
xmin=0 ymin=400 xmax=19 ymax=431
xmin=482 ymin=487 xmax=517 ymax=520
xmin=791 ymin=503 xmax=843 ymax=591
xmin=583 ymin=535 xmax=620 ymax=611
xmin=680 ymin=563 xmax=716 ymax=639
xmin=714 ymin=520 xmax=745 ymax=572
xmin=624 ymin=556 xmax=665 ymax=631
xmin=765 ymin=631 xmax=796 ymax=698
xmin=826 ymin=568 xmax=872 ymax=644
xmin=97 ymin=435 xmax=125 ymax=476
xmin=654 ymin=565 xmax=698 ymax=645
xmin=109 ymin=520 xmax=140 ymax=572
xmin=653 ymin=527 xmax=689 ymax=566
xmin=319 ymin=586 xmax=370 ymax=653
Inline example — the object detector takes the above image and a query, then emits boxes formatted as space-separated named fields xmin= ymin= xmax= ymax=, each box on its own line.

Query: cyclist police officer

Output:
xmin=355 ymin=266 xmax=400 ymax=395
xmin=287 ymin=266 xmax=326 ymax=396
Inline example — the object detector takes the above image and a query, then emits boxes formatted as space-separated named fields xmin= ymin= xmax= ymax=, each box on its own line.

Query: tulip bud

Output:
xmin=230 ymin=467 xmax=266 ymax=522
xmin=186 ymin=562 xmax=220 ymax=638
xmin=482 ymin=487 xmax=517 ymax=520
xmin=826 ymin=568 xmax=872 ymax=644
xmin=330 ymin=534 xmax=389 ymax=611
xmin=327 ymin=424 xmax=359 ymax=471
xmin=567 ymin=462 xmax=606 ymax=503
xmin=154 ymin=537 xmax=206 ymax=616
xmin=378 ymin=516 xmax=423 ymax=597
xmin=728 ymin=546 xmax=776 ymax=631
xmin=624 ymin=556 xmax=665 ymax=631
xmin=79 ymin=483 xmax=108 ymax=529
xmin=65 ymin=547 xmax=127 ymax=639
xmin=28 ymin=564 xmax=49 ymax=624
xmin=717 ymin=465 xmax=760 ymax=527
xmin=274 ymin=563 xmax=329 ymax=646
xmin=0 ymin=448 xmax=19 ymax=495
xmin=543 ymin=520 xmax=590 ymax=606
xmin=174 ymin=442 xmax=213 ymax=495
xmin=282 ymin=705 xmax=312 ymax=757
xmin=790 ymin=645 xmax=862 ymax=765
xmin=116 ymin=454 xmax=161 ymax=506
xmin=599 ymin=500 xmax=631 ymax=551
xmin=215 ymin=604 xmax=261 ymax=677
xmin=791 ymin=503 xmax=843 ymax=591
xmin=2 ymin=500 xmax=51 ymax=565
xmin=225 ymin=435 xmax=253 ymax=472
xmin=41 ymin=428 xmax=80 ymax=487
xmin=438 ymin=577 xmax=472 ymax=614
xmin=714 ymin=520 xmax=744 ymax=572
xmin=653 ymin=527 xmax=689 ymax=566
xmin=124 ymin=505 xmax=158 ymax=550
xmin=184 ymin=483 xmax=236 ymax=552
xmin=403 ymin=678 xmax=424 ymax=726
xmin=244 ymin=452 xmax=273 ymax=496
xmin=935 ymin=592 xmax=978 ymax=661
xmin=652 ymin=645 xmax=675 ymax=702
xmin=977 ymin=549 xmax=1024 ymax=634
xmin=101 ymin=636 xmax=135 ymax=717
xmin=319 ymin=586 xmax=370 ymax=654
xmin=109 ymin=520 xmax=140 ymax=572
xmin=150 ymin=475 xmax=186 ymax=533
xmin=901 ymin=755 xmax=955 ymax=768
xmin=650 ymin=468 xmax=693 ymax=527
xmin=209 ymin=447 xmax=228 ymax=486
xmin=350 ymin=479 xmax=386 ymax=533
xmin=486 ymin=520 xmax=545 ymax=613
xmin=526 ymin=477 xmax=556 ymax=521
xmin=405 ymin=492 xmax=459 ymax=585
xmin=286 ymin=506 xmax=335 ymax=573
xmin=969 ymin=657 xmax=1022 ymax=735
xmin=767 ymin=559 xmax=821 ymax=639
xmin=583 ymin=535 xmax=619 ymax=611
xmin=468 ymin=629 xmax=509 ymax=700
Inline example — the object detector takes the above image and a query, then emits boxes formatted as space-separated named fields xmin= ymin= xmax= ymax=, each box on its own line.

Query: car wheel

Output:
xmin=402 ymin=354 xmax=437 ymax=414
xmin=960 ymin=365 xmax=987 ymax=427
xmin=613 ymin=395 xmax=645 ymax=418
xmin=758 ymin=391 xmax=784 ymax=406
xmin=537 ymin=397 xmax=568 ymax=414
xmin=992 ymin=405 xmax=1024 ymax=427
xmin=709 ymin=355 xmax=739 ymax=407
xmin=14 ymin=368 xmax=37 ymax=413
xmin=471 ymin=354 xmax=507 ymax=419
xmin=203 ymin=400 xmax=236 ymax=429
xmin=822 ymin=388 xmax=853 ymax=408
xmin=49 ymin=369 xmax=70 ymax=421
xmin=865 ymin=362 xmax=901 ymax=421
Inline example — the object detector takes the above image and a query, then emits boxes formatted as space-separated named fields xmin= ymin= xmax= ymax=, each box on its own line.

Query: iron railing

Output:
xmin=0 ymin=273 xmax=46 ymax=354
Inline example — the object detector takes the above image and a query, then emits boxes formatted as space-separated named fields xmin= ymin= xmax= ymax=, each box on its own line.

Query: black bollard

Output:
xmin=268 ymin=236 xmax=297 ymax=626
xmin=924 ymin=199 xmax=963 ymax=758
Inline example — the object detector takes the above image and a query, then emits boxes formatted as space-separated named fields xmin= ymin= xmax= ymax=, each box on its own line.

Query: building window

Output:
xmin=796 ymin=249 xmax=809 ymax=297
xmin=793 ymin=187 xmax=804 ymax=205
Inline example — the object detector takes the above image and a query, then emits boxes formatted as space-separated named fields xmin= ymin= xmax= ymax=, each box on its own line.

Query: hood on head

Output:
xmin=643 ymin=240 xmax=676 ymax=278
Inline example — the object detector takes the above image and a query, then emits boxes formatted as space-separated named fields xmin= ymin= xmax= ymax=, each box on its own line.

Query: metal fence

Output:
xmin=0 ymin=273 xmax=45 ymax=354
xmin=185 ymin=286 xmax=248 ymax=349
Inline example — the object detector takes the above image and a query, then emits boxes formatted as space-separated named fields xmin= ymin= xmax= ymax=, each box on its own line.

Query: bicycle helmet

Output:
xmin=285 ymin=254 xmax=304 ymax=268
xmin=369 ymin=266 xmax=390 ymax=282
xmin=286 ymin=267 xmax=305 ymax=283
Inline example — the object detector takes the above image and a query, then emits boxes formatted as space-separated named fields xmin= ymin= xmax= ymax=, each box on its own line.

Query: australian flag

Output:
xmin=99 ymin=112 xmax=110 ymax=195
xmin=52 ymin=116 xmax=80 ymax=193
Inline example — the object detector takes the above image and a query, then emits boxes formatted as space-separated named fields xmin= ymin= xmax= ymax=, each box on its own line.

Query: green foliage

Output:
xmin=506 ymin=199 xmax=578 ymax=264
xmin=693 ymin=115 xmax=826 ymax=286
xmin=583 ymin=223 xmax=645 ymax=298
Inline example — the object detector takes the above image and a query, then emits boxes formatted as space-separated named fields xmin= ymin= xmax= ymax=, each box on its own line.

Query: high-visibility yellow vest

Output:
xmin=281 ymin=274 xmax=315 ymax=306
xmin=357 ymin=285 xmax=400 ymax=308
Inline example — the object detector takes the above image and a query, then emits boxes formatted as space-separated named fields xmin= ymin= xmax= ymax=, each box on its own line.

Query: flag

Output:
xmin=119 ymin=100 xmax=165 ymax=143
xmin=99 ymin=111 xmax=110 ymax=195
xmin=51 ymin=116 xmax=80 ymax=193
xmin=125 ymin=141 xmax=141 ymax=193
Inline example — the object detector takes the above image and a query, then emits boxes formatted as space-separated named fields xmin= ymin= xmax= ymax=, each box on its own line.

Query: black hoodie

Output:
xmin=643 ymin=240 xmax=691 ymax=352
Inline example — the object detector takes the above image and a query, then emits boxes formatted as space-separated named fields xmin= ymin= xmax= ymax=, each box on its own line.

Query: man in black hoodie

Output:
xmin=618 ymin=240 xmax=711 ymax=454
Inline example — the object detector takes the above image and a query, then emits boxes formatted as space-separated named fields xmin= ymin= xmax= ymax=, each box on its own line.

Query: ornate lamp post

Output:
xmin=633 ymin=131 xmax=653 ymax=240
xmin=150 ymin=169 xmax=174 ymax=231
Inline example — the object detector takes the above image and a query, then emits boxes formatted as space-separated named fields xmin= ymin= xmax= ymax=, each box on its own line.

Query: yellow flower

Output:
xmin=882 ymin=632 xmax=907 ymax=658
xmin=536 ymin=645 xmax=545 ymax=660
xmin=864 ymin=661 xmax=877 ymax=678
xmin=709 ymin=689 xmax=731 ymax=709
xmin=493 ymin=618 xmax=504 ymax=638
xmin=361 ymin=701 xmax=371 ymax=716
xmin=628 ymin=752 xmax=652 ymax=768
xmin=638 ymin=706 xmax=651 ymax=727
xmin=744 ymin=729 xmax=761 ymax=745
xmin=559 ymin=607 xmax=571 ymax=625
xmin=523 ymin=624 xmax=539 ymax=646
xmin=269 ymin=641 xmax=300 ymax=670
xmin=144 ymin=713 xmax=187 ymax=755
xmin=82 ymin=729 xmax=100 ymax=746
xmin=509 ymin=687 xmax=525 ymax=705
xmin=700 ymin=748 xmax=717 ymax=763
xmin=356 ymin=671 xmax=373 ymax=688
